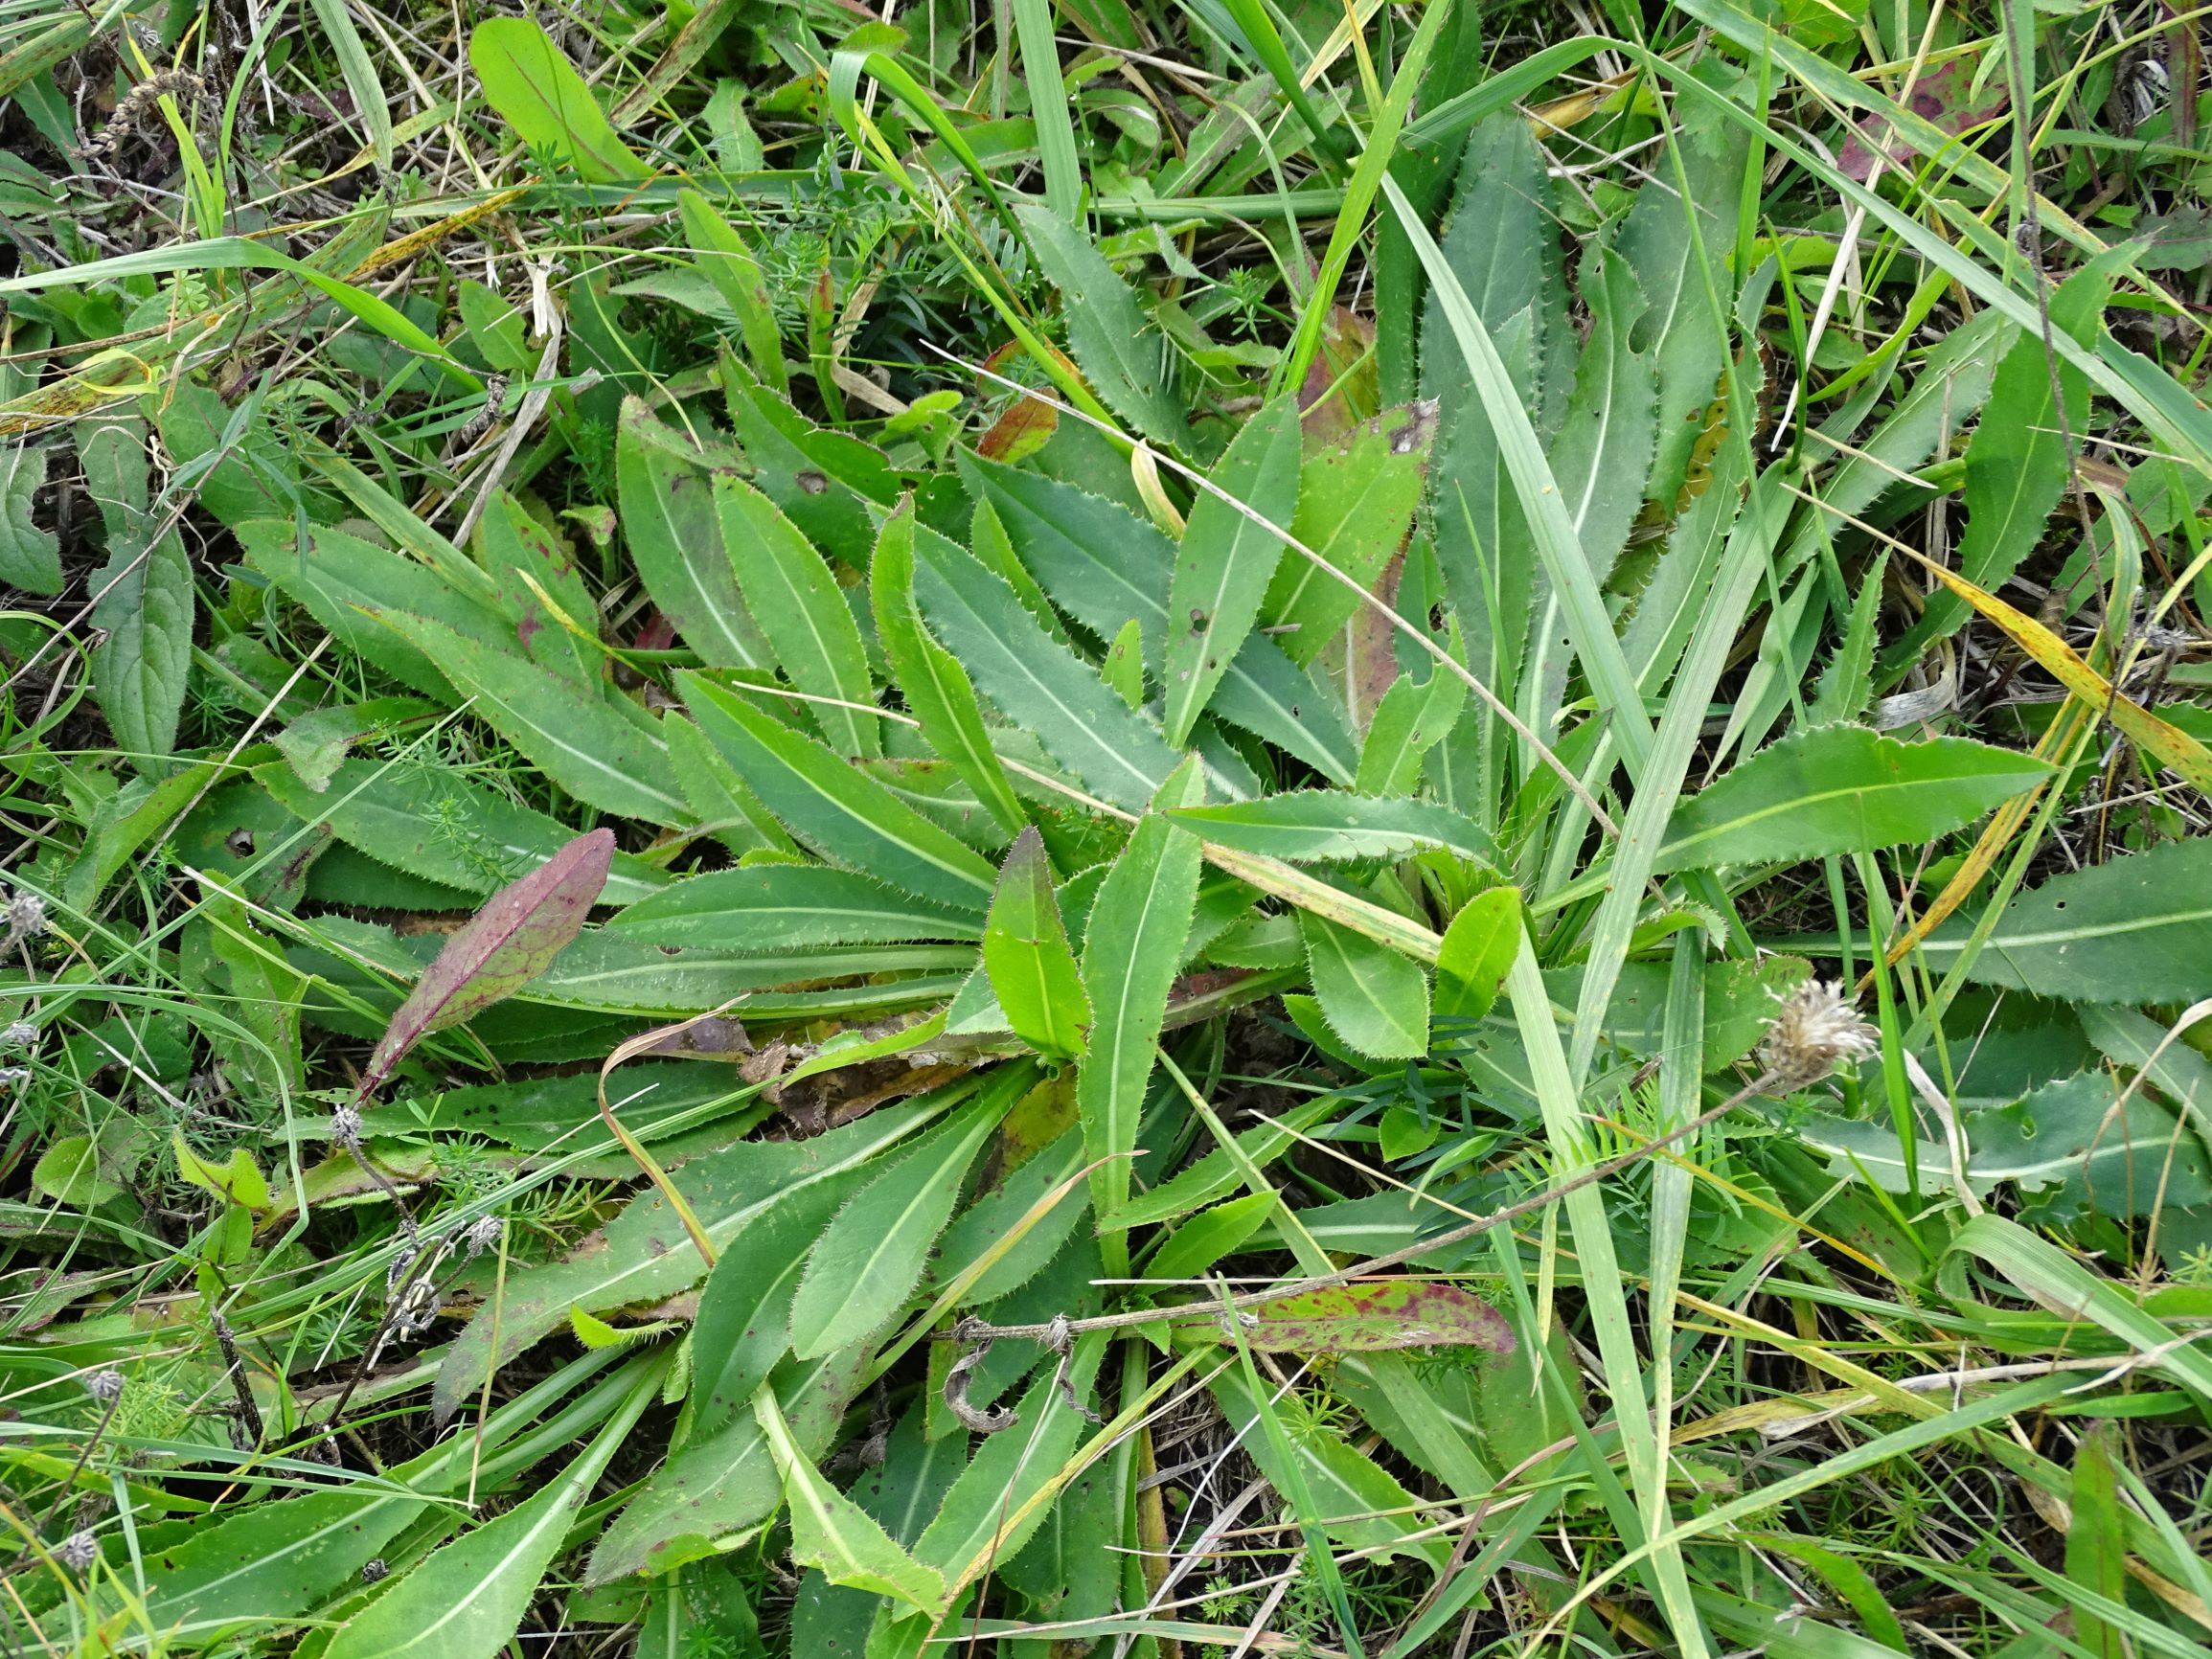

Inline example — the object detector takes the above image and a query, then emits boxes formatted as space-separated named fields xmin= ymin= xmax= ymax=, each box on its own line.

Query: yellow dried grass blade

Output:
xmin=1904 ymin=551 xmax=2212 ymax=794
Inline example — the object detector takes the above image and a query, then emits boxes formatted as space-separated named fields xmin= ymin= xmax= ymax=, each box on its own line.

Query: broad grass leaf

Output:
xmin=1435 ymin=887 xmax=1518 ymax=1022
xmin=1015 ymin=205 xmax=1184 ymax=445
xmin=787 ymin=1079 xmax=1017 ymax=1358
xmin=714 ymin=472 xmax=878 ymax=758
xmin=1208 ymin=1283 xmax=1515 ymax=1353
xmin=1164 ymin=398 xmax=1301 ymax=745
xmin=1263 ymin=403 xmax=1435 ymax=666
xmin=440 ymin=1097 xmax=957 ymax=1422
xmin=1882 ymin=265 xmax=2110 ymax=669
xmin=467 ymin=18 xmax=648 ymax=183
xmin=1655 ymin=726 xmax=2051 ymax=871
xmin=910 ymin=522 xmax=1180 ymax=812
xmin=679 ymin=670 xmax=997 ymax=911
xmin=1076 ymin=774 xmax=1204 ymax=1226
xmin=617 ymin=399 xmax=771 ymax=670
xmin=1 ymin=442 xmax=60 ymax=592
xmin=962 ymin=452 xmax=1357 ymax=781
xmin=378 ymin=611 xmax=691 ymax=825
xmin=359 ymin=830 xmax=612 ymax=1094
xmin=611 ymin=864 xmax=982 ymax=949
xmin=1920 ymin=837 xmax=2212 ymax=1004
xmin=329 ymin=1370 xmax=657 ymax=1659
xmin=982 ymin=828 xmax=1090 ymax=1060
xmin=1168 ymin=791 xmax=1495 ymax=866
xmin=1300 ymin=911 xmax=1429 ymax=1060
xmin=869 ymin=501 xmax=1027 ymax=834
xmin=236 ymin=518 xmax=507 ymax=699
xmin=755 ymin=1390 xmax=947 ymax=1616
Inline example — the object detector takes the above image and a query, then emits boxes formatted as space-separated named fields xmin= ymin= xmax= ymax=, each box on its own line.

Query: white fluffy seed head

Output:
xmin=56 ymin=1531 xmax=97 ymax=1572
xmin=1758 ymin=979 xmax=1881 ymax=1092
xmin=330 ymin=1103 xmax=363 ymax=1148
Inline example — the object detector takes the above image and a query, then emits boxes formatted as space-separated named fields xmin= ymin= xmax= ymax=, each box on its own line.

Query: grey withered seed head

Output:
xmin=55 ymin=1531 xmax=97 ymax=1572
xmin=83 ymin=1368 xmax=125 ymax=1403
xmin=1758 ymin=980 xmax=1881 ymax=1092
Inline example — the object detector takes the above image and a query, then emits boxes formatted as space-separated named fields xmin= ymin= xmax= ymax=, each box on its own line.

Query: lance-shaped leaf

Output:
xmin=787 ymin=1079 xmax=1017 ymax=1358
xmin=617 ymin=398 xmax=771 ymax=670
xmin=679 ymin=670 xmax=997 ymax=912
xmin=1169 ymin=791 xmax=1496 ymax=868
xmin=357 ymin=829 xmax=613 ymax=1097
xmin=1164 ymin=398 xmax=1301 ymax=746
xmin=755 ymin=1389 xmax=948 ymax=1617
xmin=870 ymin=501 xmax=1027 ymax=834
xmin=1078 ymin=762 xmax=1205 ymax=1226
xmin=1655 ymin=726 xmax=2053 ymax=873
xmin=715 ymin=471 xmax=878 ymax=758
xmin=612 ymin=864 xmax=982 ymax=950
xmin=1015 ymin=205 xmax=1185 ymax=446
xmin=1184 ymin=1282 xmax=1515 ymax=1352
xmin=983 ymin=828 xmax=1091 ymax=1061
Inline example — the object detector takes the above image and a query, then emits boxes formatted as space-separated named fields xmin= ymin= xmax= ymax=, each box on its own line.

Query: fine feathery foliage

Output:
xmin=5 ymin=1 xmax=2212 ymax=1656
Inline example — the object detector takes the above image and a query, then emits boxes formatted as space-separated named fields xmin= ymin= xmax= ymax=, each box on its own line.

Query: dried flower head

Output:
xmin=0 ymin=1066 xmax=28 ymax=1089
xmin=385 ymin=1242 xmax=420 ymax=1296
xmin=330 ymin=1103 xmax=363 ymax=1148
xmin=362 ymin=1557 xmax=389 ymax=1584
xmin=3 ymin=1020 xmax=34 ymax=1047
xmin=4 ymin=889 xmax=47 ymax=948
xmin=464 ymin=1214 xmax=502 ymax=1261
xmin=1758 ymin=980 xmax=1881 ymax=1092
xmin=55 ymin=1530 xmax=97 ymax=1572
xmin=83 ymin=1368 xmax=125 ymax=1404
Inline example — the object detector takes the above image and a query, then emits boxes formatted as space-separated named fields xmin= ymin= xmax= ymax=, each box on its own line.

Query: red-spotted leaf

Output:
xmin=1203 ymin=1282 xmax=1515 ymax=1354
xmin=358 ymin=830 xmax=615 ymax=1097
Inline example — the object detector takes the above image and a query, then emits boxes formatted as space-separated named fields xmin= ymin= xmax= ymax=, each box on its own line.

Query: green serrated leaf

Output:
xmin=1168 ymin=791 xmax=1494 ymax=867
xmin=910 ymin=521 xmax=1180 ymax=812
xmin=1263 ymin=403 xmax=1434 ymax=665
xmin=983 ymin=828 xmax=1091 ymax=1061
xmin=379 ymin=611 xmax=691 ymax=826
xmin=756 ymin=1390 xmax=948 ymax=1616
xmin=1 ymin=442 xmax=60 ymax=592
xmin=613 ymin=864 xmax=981 ymax=950
xmin=1015 ymin=205 xmax=1185 ymax=446
xmin=1920 ymin=837 xmax=2212 ymax=1004
xmin=869 ymin=502 xmax=1027 ymax=835
xmin=787 ymin=1079 xmax=1016 ymax=1358
xmin=1077 ymin=764 xmax=1205 ymax=1226
xmin=1656 ymin=726 xmax=2052 ymax=872
xmin=1104 ymin=617 xmax=1145 ymax=709
xmin=1164 ymin=398 xmax=1301 ymax=744
xmin=1300 ymin=911 xmax=1429 ymax=1061
xmin=964 ymin=452 xmax=1358 ymax=781
xmin=680 ymin=671 xmax=996 ymax=910
xmin=1435 ymin=887 xmax=1518 ymax=1023
xmin=715 ymin=472 xmax=878 ymax=758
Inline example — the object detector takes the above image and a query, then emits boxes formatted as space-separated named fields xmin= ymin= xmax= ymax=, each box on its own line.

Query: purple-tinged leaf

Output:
xmin=357 ymin=829 xmax=614 ymax=1098
xmin=1188 ymin=1281 xmax=1515 ymax=1354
